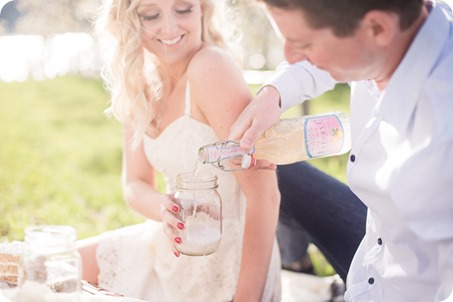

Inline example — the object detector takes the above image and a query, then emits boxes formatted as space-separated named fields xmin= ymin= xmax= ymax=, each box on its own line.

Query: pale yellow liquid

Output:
xmin=192 ymin=158 xmax=202 ymax=176
xmin=253 ymin=118 xmax=309 ymax=164
xmin=191 ymin=160 xmax=203 ymax=219
xmin=253 ymin=113 xmax=351 ymax=164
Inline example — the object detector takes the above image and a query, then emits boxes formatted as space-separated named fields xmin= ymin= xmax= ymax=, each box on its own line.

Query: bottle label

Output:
xmin=304 ymin=114 xmax=344 ymax=158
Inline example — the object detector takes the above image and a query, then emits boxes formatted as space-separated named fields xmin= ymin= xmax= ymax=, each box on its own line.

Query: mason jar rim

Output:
xmin=25 ymin=225 xmax=77 ymax=244
xmin=176 ymin=172 xmax=218 ymax=190
xmin=177 ymin=172 xmax=217 ymax=182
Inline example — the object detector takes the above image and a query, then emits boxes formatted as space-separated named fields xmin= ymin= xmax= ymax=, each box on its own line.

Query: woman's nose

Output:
xmin=161 ymin=14 xmax=178 ymax=36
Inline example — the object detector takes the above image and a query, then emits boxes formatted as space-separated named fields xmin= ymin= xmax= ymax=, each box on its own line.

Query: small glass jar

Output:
xmin=174 ymin=172 xmax=222 ymax=256
xmin=18 ymin=225 xmax=82 ymax=301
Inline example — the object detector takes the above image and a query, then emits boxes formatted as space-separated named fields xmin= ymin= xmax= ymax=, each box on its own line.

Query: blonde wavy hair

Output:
xmin=95 ymin=0 xmax=239 ymax=149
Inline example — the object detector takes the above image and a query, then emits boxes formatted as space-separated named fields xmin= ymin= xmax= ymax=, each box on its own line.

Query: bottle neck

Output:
xmin=198 ymin=141 xmax=256 ymax=171
xmin=199 ymin=141 xmax=253 ymax=164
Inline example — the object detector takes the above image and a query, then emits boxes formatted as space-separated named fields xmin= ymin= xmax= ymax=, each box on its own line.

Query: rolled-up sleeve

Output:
xmin=264 ymin=61 xmax=337 ymax=112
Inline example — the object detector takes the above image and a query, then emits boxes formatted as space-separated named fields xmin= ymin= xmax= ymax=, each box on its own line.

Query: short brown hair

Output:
xmin=260 ymin=0 xmax=424 ymax=37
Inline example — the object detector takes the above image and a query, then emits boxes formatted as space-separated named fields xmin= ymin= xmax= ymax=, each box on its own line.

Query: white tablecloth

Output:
xmin=0 ymin=287 xmax=146 ymax=302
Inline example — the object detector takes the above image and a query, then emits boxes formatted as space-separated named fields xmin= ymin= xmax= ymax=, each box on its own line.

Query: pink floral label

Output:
xmin=304 ymin=115 xmax=344 ymax=158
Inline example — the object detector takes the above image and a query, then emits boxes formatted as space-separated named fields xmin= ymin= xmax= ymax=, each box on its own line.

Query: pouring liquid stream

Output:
xmin=191 ymin=159 xmax=203 ymax=219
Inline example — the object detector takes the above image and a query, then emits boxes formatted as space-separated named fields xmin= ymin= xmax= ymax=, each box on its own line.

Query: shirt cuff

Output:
xmin=264 ymin=61 xmax=337 ymax=113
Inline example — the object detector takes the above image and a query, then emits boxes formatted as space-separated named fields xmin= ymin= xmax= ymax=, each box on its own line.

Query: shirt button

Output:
xmin=350 ymin=154 xmax=356 ymax=162
xmin=377 ymin=238 xmax=383 ymax=245
xmin=368 ymin=277 xmax=375 ymax=285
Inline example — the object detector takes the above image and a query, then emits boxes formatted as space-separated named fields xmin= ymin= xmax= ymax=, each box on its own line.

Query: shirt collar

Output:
xmin=374 ymin=0 xmax=451 ymax=131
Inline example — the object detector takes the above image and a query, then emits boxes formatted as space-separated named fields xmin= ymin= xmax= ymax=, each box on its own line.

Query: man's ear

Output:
xmin=361 ymin=10 xmax=399 ymax=46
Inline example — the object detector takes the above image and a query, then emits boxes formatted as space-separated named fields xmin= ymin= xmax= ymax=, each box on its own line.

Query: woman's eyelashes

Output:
xmin=139 ymin=6 xmax=193 ymax=22
xmin=138 ymin=7 xmax=159 ymax=21
xmin=142 ymin=13 xmax=159 ymax=21
xmin=175 ymin=6 xmax=193 ymax=15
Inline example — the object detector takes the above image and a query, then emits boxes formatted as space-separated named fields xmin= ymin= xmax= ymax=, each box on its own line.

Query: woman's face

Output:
xmin=137 ymin=0 xmax=203 ymax=66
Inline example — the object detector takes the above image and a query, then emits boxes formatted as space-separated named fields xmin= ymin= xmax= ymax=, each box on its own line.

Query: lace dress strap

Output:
xmin=184 ymin=81 xmax=191 ymax=117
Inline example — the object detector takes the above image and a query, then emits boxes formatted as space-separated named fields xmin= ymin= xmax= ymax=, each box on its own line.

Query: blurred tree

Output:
xmin=229 ymin=0 xmax=284 ymax=70
xmin=1 ymin=0 xmax=284 ymax=71
xmin=7 ymin=0 xmax=99 ymax=35
xmin=0 ymin=0 xmax=21 ymax=33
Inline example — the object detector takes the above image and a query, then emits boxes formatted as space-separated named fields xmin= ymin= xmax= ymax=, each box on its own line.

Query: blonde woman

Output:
xmin=77 ymin=0 xmax=281 ymax=301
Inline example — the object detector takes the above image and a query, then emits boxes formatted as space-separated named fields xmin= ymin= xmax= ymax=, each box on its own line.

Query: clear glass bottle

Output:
xmin=174 ymin=172 xmax=222 ymax=256
xmin=199 ymin=111 xmax=351 ymax=170
xmin=18 ymin=225 xmax=82 ymax=301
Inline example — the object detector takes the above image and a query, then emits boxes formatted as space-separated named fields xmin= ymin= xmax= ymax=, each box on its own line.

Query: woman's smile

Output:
xmin=158 ymin=34 xmax=185 ymax=47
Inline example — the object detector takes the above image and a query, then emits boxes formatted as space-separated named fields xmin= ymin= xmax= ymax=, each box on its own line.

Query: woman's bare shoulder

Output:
xmin=191 ymin=45 xmax=234 ymax=64
xmin=187 ymin=46 xmax=241 ymax=82
xmin=186 ymin=45 xmax=251 ymax=127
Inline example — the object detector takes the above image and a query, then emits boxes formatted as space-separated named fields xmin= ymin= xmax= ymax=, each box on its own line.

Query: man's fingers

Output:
xmin=229 ymin=111 xmax=253 ymax=143
xmin=240 ymin=120 xmax=264 ymax=150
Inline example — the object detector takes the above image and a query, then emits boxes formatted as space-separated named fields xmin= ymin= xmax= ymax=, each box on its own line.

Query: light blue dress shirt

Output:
xmin=267 ymin=1 xmax=453 ymax=301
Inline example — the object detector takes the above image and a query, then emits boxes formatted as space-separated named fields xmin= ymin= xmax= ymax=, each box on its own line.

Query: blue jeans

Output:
xmin=277 ymin=214 xmax=311 ymax=267
xmin=276 ymin=162 xmax=367 ymax=282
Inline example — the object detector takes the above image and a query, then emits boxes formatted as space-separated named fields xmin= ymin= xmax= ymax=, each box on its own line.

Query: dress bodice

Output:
xmin=96 ymin=83 xmax=281 ymax=302
xmin=142 ymin=83 xmax=243 ymax=222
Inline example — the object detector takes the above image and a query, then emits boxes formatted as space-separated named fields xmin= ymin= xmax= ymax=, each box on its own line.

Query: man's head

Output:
xmin=261 ymin=0 xmax=426 ymax=86
xmin=260 ymin=0 xmax=424 ymax=37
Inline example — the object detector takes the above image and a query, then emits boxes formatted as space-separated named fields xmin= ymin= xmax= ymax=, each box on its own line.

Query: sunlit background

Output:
xmin=0 ymin=0 xmax=289 ymax=241
xmin=0 ymin=0 xmax=284 ymax=83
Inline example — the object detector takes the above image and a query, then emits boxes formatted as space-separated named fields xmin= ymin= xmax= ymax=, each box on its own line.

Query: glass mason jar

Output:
xmin=18 ymin=225 xmax=82 ymax=301
xmin=174 ymin=172 xmax=222 ymax=256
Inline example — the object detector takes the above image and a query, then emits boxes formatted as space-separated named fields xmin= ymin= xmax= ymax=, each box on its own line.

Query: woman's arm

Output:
xmin=233 ymin=170 xmax=280 ymax=302
xmin=121 ymin=125 xmax=167 ymax=222
xmin=189 ymin=46 xmax=281 ymax=302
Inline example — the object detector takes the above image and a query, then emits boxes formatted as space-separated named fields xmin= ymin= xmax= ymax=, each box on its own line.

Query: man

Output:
xmin=229 ymin=0 xmax=453 ymax=301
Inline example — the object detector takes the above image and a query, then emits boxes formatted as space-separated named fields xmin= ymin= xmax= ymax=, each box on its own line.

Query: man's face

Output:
xmin=267 ymin=6 xmax=381 ymax=82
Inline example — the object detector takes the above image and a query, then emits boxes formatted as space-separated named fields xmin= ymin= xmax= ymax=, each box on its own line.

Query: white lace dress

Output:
xmin=95 ymin=84 xmax=281 ymax=302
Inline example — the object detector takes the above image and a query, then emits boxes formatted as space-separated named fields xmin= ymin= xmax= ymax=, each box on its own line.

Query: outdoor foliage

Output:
xmin=0 ymin=76 xmax=145 ymax=241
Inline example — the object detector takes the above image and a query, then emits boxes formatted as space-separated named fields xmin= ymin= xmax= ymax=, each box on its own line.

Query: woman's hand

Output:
xmin=159 ymin=193 xmax=185 ymax=257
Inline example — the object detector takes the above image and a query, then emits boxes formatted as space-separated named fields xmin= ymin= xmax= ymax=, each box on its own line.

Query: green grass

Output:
xmin=0 ymin=76 xmax=144 ymax=241
xmin=1 ymin=76 xmax=350 ymax=276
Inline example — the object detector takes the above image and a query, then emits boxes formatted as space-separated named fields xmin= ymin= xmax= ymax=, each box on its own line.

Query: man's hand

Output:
xmin=228 ymin=85 xmax=282 ymax=151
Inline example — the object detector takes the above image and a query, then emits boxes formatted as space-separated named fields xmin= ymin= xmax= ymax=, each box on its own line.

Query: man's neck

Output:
xmin=373 ymin=4 xmax=430 ymax=90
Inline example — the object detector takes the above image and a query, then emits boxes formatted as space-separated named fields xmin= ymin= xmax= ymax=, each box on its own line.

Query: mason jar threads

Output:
xmin=174 ymin=172 xmax=222 ymax=256
xmin=18 ymin=225 xmax=82 ymax=301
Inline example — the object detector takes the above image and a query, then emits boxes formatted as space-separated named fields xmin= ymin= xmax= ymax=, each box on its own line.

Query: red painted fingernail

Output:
xmin=172 ymin=205 xmax=179 ymax=213
xmin=177 ymin=222 xmax=184 ymax=230
xmin=174 ymin=251 xmax=180 ymax=257
xmin=175 ymin=237 xmax=182 ymax=244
